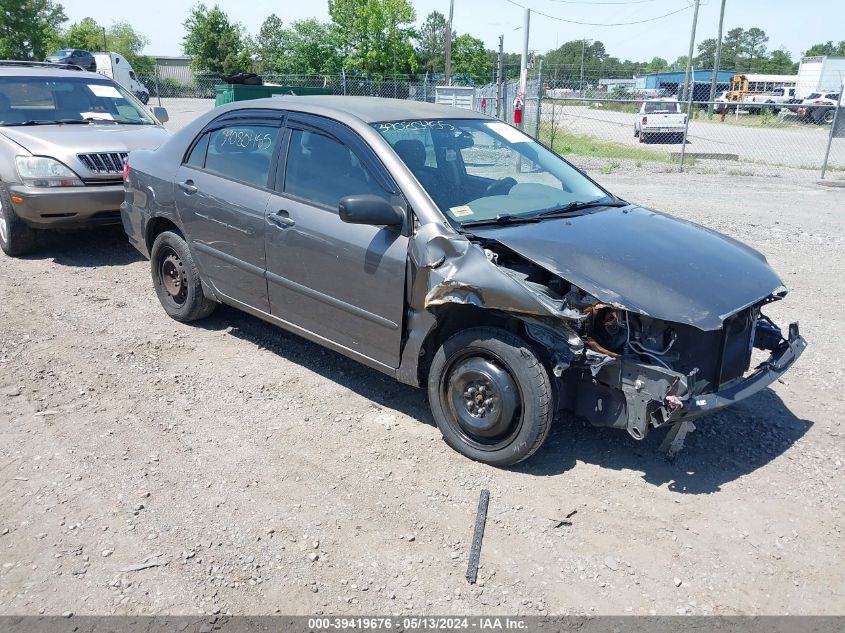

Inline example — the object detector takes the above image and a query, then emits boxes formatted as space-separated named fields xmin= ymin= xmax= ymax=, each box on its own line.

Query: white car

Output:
xmin=634 ymin=99 xmax=687 ymax=144
xmin=797 ymin=93 xmax=840 ymax=124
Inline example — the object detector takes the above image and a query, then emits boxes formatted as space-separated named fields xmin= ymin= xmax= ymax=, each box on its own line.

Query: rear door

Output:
xmin=264 ymin=114 xmax=409 ymax=367
xmin=174 ymin=112 xmax=283 ymax=312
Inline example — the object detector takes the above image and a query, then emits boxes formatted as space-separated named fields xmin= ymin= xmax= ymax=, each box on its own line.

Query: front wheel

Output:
xmin=427 ymin=327 xmax=552 ymax=466
xmin=150 ymin=230 xmax=216 ymax=322
xmin=0 ymin=183 xmax=38 ymax=257
xmin=822 ymin=109 xmax=835 ymax=124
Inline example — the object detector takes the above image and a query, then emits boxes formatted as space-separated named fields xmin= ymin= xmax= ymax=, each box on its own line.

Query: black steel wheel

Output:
xmin=150 ymin=230 xmax=216 ymax=322
xmin=427 ymin=327 xmax=552 ymax=466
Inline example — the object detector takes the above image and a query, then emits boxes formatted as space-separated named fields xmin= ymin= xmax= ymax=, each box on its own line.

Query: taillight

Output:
xmin=642 ymin=116 xmax=648 ymax=124
xmin=122 ymin=159 xmax=129 ymax=183
xmin=814 ymin=100 xmax=823 ymax=104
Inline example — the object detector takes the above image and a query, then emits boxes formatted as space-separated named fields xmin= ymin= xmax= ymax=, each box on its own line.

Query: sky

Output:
xmin=59 ymin=0 xmax=843 ymax=65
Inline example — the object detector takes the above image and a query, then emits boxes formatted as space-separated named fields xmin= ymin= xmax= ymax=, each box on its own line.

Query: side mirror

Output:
xmin=151 ymin=106 xmax=169 ymax=123
xmin=339 ymin=195 xmax=403 ymax=227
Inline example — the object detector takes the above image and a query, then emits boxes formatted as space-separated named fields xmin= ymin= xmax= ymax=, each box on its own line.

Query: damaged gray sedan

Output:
xmin=121 ymin=96 xmax=806 ymax=466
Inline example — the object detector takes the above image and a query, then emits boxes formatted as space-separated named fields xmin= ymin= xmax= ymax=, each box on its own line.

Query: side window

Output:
xmin=129 ymin=71 xmax=137 ymax=80
xmin=184 ymin=133 xmax=209 ymax=168
xmin=284 ymin=129 xmax=386 ymax=208
xmin=204 ymin=125 xmax=279 ymax=188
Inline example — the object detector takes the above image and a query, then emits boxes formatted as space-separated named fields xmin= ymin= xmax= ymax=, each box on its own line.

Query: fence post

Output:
xmin=821 ymin=86 xmax=844 ymax=179
xmin=341 ymin=68 xmax=346 ymax=95
xmin=154 ymin=64 xmax=162 ymax=107
xmin=679 ymin=84 xmax=694 ymax=172
xmin=534 ymin=59 xmax=543 ymax=139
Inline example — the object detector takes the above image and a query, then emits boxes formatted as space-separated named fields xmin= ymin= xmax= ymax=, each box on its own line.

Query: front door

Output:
xmin=264 ymin=118 xmax=408 ymax=368
xmin=175 ymin=118 xmax=282 ymax=312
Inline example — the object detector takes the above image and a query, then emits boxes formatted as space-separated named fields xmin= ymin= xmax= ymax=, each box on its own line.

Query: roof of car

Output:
xmin=0 ymin=65 xmax=103 ymax=79
xmin=250 ymin=95 xmax=488 ymax=123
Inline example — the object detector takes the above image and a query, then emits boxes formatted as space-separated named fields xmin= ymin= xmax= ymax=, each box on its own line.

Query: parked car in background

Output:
xmin=742 ymin=87 xmax=800 ymax=113
xmin=122 ymin=96 xmax=805 ymax=466
xmin=797 ymin=92 xmax=841 ymax=124
xmin=93 ymin=52 xmax=150 ymax=104
xmin=634 ymin=99 xmax=687 ymax=143
xmin=45 ymin=49 xmax=96 ymax=71
xmin=0 ymin=62 xmax=170 ymax=256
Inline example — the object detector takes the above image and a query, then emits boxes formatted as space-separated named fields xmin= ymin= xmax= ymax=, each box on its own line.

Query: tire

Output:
xmin=150 ymin=230 xmax=216 ymax=322
xmin=822 ymin=109 xmax=835 ymax=124
xmin=427 ymin=327 xmax=552 ymax=467
xmin=638 ymin=132 xmax=646 ymax=144
xmin=634 ymin=127 xmax=639 ymax=138
xmin=0 ymin=183 xmax=38 ymax=257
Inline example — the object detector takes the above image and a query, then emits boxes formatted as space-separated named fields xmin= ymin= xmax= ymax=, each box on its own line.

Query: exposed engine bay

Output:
xmin=476 ymin=240 xmax=797 ymax=442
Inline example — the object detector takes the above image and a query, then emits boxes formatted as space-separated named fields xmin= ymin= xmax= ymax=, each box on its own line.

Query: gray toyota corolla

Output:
xmin=121 ymin=96 xmax=806 ymax=466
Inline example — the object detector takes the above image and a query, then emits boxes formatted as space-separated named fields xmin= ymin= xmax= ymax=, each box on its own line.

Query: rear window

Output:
xmin=203 ymin=125 xmax=280 ymax=188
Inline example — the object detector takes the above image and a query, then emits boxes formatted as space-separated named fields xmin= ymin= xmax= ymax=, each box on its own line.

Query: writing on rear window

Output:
xmin=221 ymin=128 xmax=274 ymax=151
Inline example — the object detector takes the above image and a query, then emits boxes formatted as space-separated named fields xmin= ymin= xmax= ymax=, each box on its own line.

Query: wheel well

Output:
xmin=146 ymin=217 xmax=182 ymax=252
xmin=416 ymin=305 xmax=549 ymax=387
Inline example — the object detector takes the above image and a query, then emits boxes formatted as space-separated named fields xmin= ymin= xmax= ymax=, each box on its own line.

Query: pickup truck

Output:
xmin=634 ymin=99 xmax=687 ymax=144
xmin=742 ymin=87 xmax=800 ymax=113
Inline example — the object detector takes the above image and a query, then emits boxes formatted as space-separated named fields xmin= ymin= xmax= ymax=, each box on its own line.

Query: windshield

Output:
xmin=0 ymin=76 xmax=155 ymax=126
xmin=373 ymin=118 xmax=609 ymax=225
xmin=50 ymin=50 xmax=74 ymax=57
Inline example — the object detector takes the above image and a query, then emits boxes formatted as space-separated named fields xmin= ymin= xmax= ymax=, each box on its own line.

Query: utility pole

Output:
xmin=519 ymin=8 xmax=530 ymax=103
xmin=496 ymin=34 xmax=504 ymax=119
xmin=444 ymin=0 xmax=455 ymax=85
xmin=707 ymin=0 xmax=727 ymax=116
xmin=580 ymin=39 xmax=586 ymax=97
xmin=681 ymin=0 xmax=701 ymax=102
xmin=102 ymin=27 xmax=107 ymax=52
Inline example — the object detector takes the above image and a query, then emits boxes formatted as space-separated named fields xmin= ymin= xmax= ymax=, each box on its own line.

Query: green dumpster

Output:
xmin=214 ymin=84 xmax=333 ymax=107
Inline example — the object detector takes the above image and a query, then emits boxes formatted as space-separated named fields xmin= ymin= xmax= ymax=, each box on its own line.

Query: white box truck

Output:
xmin=795 ymin=56 xmax=845 ymax=100
xmin=92 ymin=52 xmax=150 ymax=104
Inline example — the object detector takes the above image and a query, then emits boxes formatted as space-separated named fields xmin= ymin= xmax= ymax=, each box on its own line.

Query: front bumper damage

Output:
xmin=570 ymin=321 xmax=806 ymax=450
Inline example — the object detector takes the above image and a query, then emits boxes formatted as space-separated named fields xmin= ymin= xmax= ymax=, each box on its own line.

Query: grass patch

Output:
xmin=541 ymin=124 xmax=668 ymax=163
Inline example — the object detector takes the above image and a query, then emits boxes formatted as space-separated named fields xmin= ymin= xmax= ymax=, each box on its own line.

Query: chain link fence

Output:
xmin=135 ymin=65 xmax=845 ymax=181
xmin=535 ymin=97 xmax=845 ymax=180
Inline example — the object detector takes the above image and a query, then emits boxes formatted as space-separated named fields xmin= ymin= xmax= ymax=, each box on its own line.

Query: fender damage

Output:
xmin=404 ymin=212 xmax=806 ymax=447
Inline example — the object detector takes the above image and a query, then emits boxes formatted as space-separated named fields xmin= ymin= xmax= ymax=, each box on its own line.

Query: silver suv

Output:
xmin=0 ymin=62 xmax=171 ymax=256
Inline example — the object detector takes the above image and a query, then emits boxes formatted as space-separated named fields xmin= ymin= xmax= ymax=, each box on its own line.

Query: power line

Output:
xmin=545 ymin=0 xmax=662 ymax=4
xmin=501 ymin=0 xmax=693 ymax=26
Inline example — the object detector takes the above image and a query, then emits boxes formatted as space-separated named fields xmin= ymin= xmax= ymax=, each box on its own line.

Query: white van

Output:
xmin=92 ymin=52 xmax=150 ymax=104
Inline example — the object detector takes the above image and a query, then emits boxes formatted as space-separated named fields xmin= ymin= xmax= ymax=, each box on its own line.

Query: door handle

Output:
xmin=268 ymin=210 xmax=295 ymax=228
xmin=178 ymin=180 xmax=197 ymax=195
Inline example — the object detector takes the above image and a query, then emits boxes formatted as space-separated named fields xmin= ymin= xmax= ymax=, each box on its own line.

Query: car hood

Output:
xmin=471 ymin=205 xmax=785 ymax=331
xmin=1 ymin=124 xmax=170 ymax=179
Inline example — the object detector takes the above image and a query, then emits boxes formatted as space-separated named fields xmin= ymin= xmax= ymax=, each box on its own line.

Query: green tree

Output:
xmin=742 ymin=27 xmax=768 ymax=68
xmin=0 ymin=0 xmax=66 ymax=60
xmin=644 ymin=56 xmax=668 ymax=73
xmin=694 ymin=39 xmax=716 ymax=68
xmin=805 ymin=41 xmax=845 ymax=57
xmin=107 ymin=20 xmax=153 ymax=74
xmin=451 ymin=34 xmax=489 ymax=82
xmin=329 ymin=0 xmax=418 ymax=75
xmin=254 ymin=14 xmax=286 ymax=74
xmin=416 ymin=11 xmax=450 ymax=74
xmin=182 ymin=3 xmax=250 ymax=74
xmin=720 ymin=27 xmax=745 ymax=69
xmin=62 ymin=16 xmax=104 ymax=51
xmin=757 ymin=48 xmax=796 ymax=74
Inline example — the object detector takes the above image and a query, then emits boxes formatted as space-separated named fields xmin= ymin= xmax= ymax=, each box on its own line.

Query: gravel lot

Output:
xmin=1 ymin=105 xmax=844 ymax=616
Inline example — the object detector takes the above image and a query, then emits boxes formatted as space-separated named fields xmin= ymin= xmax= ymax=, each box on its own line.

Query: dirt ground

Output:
xmin=1 ymin=168 xmax=844 ymax=617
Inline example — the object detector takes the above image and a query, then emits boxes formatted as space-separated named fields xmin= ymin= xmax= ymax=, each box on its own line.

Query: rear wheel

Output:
xmin=150 ymin=230 xmax=216 ymax=322
xmin=822 ymin=109 xmax=835 ymax=124
xmin=0 ymin=183 xmax=38 ymax=257
xmin=427 ymin=327 xmax=552 ymax=467
xmin=639 ymin=132 xmax=647 ymax=143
